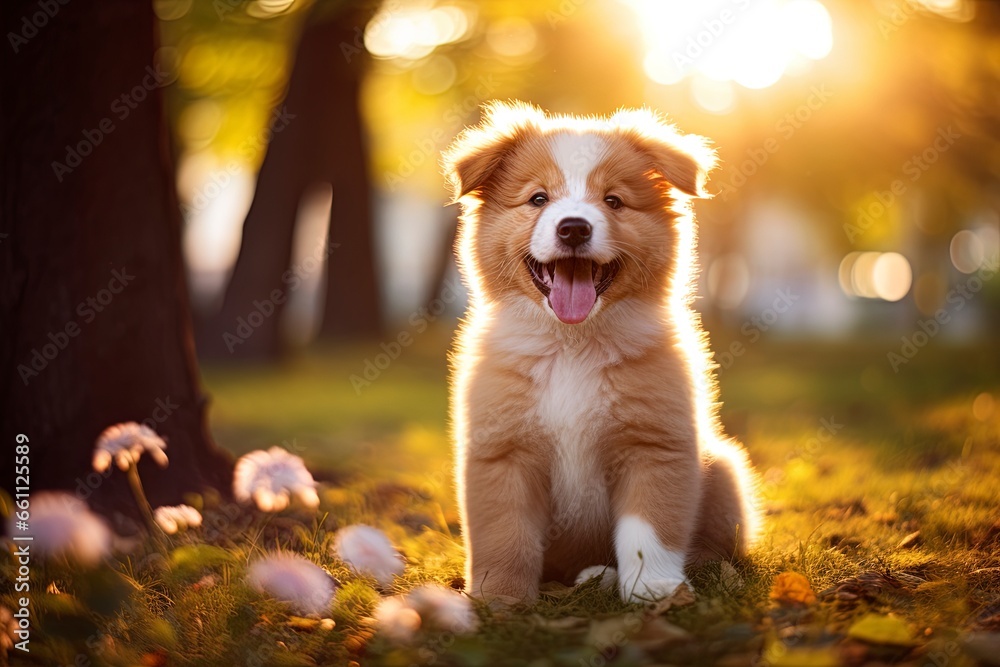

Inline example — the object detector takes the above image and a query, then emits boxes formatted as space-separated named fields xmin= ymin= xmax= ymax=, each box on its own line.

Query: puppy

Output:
xmin=443 ymin=101 xmax=759 ymax=604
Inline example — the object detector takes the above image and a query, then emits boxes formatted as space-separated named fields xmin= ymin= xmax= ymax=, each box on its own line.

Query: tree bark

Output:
xmin=1 ymin=0 xmax=232 ymax=513
xmin=200 ymin=5 xmax=382 ymax=360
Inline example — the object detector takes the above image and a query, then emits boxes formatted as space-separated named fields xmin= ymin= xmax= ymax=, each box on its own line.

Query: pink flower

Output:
xmin=93 ymin=422 xmax=168 ymax=472
xmin=153 ymin=504 xmax=202 ymax=534
xmin=374 ymin=584 xmax=478 ymax=642
xmin=374 ymin=596 xmax=421 ymax=642
xmin=333 ymin=525 xmax=404 ymax=586
xmin=233 ymin=447 xmax=319 ymax=512
xmin=247 ymin=553 xmax=336 ymax=616
xmin=407 ymin=584 xmax=478 ymax=634
xmin=6 ymin=492 xmax=111 ymax=566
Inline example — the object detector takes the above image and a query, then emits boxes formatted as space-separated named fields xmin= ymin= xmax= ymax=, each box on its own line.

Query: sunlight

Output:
xmin=623 ymin=0 xmax=832 ymax=95
xmin=365 ymin=3 xmax=471 ymax=61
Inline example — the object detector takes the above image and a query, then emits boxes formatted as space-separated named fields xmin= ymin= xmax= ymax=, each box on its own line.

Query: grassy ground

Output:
xmin=3 ymin=325 xmax=999 ymax=666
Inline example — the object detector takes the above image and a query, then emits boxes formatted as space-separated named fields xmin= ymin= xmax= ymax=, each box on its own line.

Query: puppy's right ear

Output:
xmin=442 ymin=100 xmax=543 ymax=202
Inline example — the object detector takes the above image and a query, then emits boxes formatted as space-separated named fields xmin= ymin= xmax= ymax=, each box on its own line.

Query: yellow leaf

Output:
xmin=847 ymin=613 xmax=917 ymax=646
xmin=286 ymin=616 xmax=321 ymax=630
xmin=763 ymin=644 xmax=840 ymax=667
xmin=769 ymin=572 xmax=817 ymax=606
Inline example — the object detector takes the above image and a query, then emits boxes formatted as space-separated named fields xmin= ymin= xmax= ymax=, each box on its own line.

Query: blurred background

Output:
xmin=151 ymin=0 xmax=998 ymax=495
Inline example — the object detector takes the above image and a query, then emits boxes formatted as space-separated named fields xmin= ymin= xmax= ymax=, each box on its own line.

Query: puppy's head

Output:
xmin=443 ymin=101 xmax=715 ymax=325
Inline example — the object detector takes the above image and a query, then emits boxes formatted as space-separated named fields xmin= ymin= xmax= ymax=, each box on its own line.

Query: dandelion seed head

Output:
xmin=246 ymin=553 xmax=336 ymax=616
xmin=153 ymin=504 xmax=202 ymax=534
xmin=333 ymin=525 xmax=405 ymax=586
xmin=7 ymin=492 xmax=111 ymax=566
xmin=93 ymin=422 xmax=168 ymax=472
xmin=233 ymin=446 xmax=319 ymax=512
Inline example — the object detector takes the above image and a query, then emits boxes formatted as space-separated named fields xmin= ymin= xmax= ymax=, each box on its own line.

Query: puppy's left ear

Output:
xmin=611 ymin=109 xmax=717 ymax=198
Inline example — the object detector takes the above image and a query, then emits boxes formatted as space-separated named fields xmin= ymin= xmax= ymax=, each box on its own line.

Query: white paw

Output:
xmin=614 ymin=515 xmax=688 ymax=603
xmin=574 ymin=565 xmax=618 ymax=590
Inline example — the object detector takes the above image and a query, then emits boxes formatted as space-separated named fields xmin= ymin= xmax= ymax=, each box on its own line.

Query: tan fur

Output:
xmin=443 ymin=101 xmax=760 ymax=603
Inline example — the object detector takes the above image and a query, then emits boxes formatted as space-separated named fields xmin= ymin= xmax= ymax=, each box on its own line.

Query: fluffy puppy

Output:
xmin=443 ymin=101 xmax=759 ymax=604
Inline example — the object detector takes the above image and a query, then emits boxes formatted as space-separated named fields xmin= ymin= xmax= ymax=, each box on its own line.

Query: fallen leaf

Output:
xmin=769 ymin=572 xmax=817 ymax=606
xmin=538 ymin=581 xmax=574 ymax=600
xmin=647 ymin=582 xmax=696 ymax=615
xmin=818 ymin=570 xmax=909 ymax=606
xmin=897 ymin=530 xmax=922 ymax=549
xmin=763 ymin=645 xmax=840 ymax=667
xmin=719 ymin=562 xmax=745 ymax=591
xmin=847 ymin=613 xmax=917 ymax=646
xmin=531 ymin=615 xmax=590 ymax=632
xmin=139 ymin=651 xmax=168 ymax=667
xmin=286 ymin=616 xmax=321 ymax=630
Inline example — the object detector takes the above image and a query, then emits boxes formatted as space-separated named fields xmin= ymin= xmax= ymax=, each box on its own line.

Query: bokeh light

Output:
xmin=365 ymin=4 xmax=471 ymax=61
xmin=623 ymin=0 xmax=833 ymax=93
xmin=839 ymin=251 xmax=912 ymax=301
xmin=486 ymin=16 xmax=538 ymax=58
xmin=950 ymin=230 xmax=984 ymax=273
xmin=871 ymin=252 xmax=912 ymax=302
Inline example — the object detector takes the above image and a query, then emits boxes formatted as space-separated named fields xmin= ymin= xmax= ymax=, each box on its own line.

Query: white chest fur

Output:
xmin=530 ymin=343 xmax=611 ymax=528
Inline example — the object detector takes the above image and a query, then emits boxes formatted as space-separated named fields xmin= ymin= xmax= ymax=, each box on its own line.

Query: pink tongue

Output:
xmin=548 ymin=258 xmax=596 ymax=324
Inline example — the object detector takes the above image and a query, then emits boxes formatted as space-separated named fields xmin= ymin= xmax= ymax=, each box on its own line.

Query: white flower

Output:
xmin=407 ymin=584 xmax=478 ymax=634
xmin=333 ymin=525 xmax=405 ymax=586
xmin=6 ymin=492 xmax=111 ymax=566
xmin=246 ymin=553 xmax=336 ymax=616
xmin=374 ymin=584 xmax=478 ymax=642
xmin=233 ymin=447 xmax=319 ymax=512
xmin=374 ymin=595 xmax=421 ymax=642
xmin=153 ymin=504 xmax=202 ymax=534
xmin=93 ymin=422 xmax=168 ymax=472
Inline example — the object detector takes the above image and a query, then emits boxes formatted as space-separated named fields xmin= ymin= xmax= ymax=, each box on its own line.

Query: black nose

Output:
xmin=556 ymin=218 xmax=592 ymax=248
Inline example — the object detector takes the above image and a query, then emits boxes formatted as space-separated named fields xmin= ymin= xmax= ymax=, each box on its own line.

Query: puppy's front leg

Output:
xmin=611 ymin=443 xmax=701 ymax=602
xmin=463 ymin=449 xmax=549 ymax=604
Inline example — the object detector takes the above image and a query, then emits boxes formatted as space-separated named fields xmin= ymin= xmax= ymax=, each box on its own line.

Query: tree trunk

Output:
xmin=200 ymin=5 xmax=381 ymax=360
xmin=1 ymin=0 xmax=232 ymax=514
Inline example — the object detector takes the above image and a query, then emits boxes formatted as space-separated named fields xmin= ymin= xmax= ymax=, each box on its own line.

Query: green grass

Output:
xmin=3 ymin=326 xmax=999 ymax=666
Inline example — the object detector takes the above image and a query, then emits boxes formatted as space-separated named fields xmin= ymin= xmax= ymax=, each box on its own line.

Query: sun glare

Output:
xmin=365 ymin=3 xmax=471 ymax=61
xmin=623 ymin=0 xmax=833 ymax=99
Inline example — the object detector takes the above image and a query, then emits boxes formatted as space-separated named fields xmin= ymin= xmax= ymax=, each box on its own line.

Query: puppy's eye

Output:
xmin=529 ymin=193 xmax=549 ymax=207
xmin=604 ymin=195 xmax=623 ymax=210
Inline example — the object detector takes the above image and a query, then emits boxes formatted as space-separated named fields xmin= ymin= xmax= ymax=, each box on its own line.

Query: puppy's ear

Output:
xmin=610 ymin=108 xmax=717 ymax=198
xmin=442 ymin=100 xmax=544 ymax=202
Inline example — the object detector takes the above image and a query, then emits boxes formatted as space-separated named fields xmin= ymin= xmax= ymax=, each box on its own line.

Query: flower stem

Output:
xmin=126 ymin=464 xmax=167 ymax=552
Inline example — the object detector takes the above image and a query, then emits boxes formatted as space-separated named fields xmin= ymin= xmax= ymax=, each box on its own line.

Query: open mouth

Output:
xmin=526 ymin=256 xmax=620 ymax=324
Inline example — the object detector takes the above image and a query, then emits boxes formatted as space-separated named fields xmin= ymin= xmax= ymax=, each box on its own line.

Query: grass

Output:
xmin=2 ymin=324 xmax=999 ymax=666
